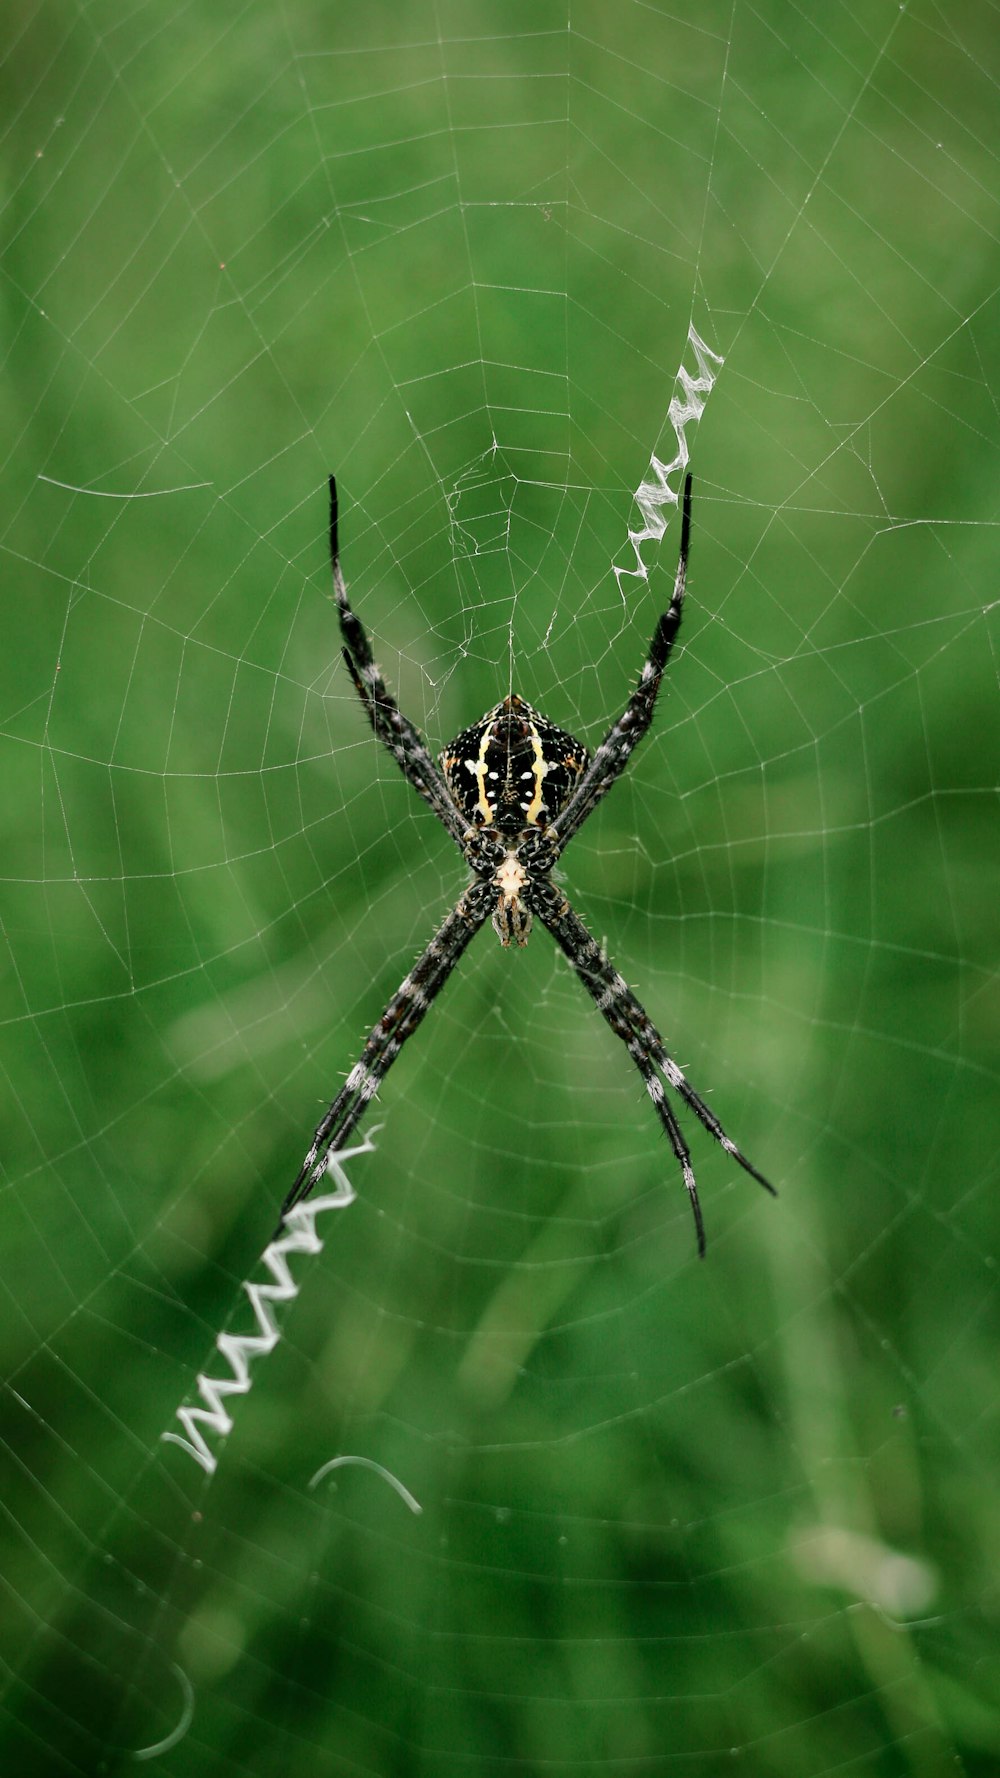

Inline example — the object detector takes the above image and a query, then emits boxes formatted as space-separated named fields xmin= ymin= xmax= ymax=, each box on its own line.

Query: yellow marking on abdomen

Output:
xmin=470 ymin=724 xmax=494 ymax=824
xmin=523 ymin=721 xmax=549 ymax=825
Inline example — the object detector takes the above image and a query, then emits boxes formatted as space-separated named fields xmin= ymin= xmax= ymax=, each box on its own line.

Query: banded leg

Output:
xmin=621 ymin=1025 xmax=705 ymax=1255
xmin=281 ymin=883 xmax=492 ymax=1222
xmin=550 ymin=473 xmax=692 ymax=851
xmin=527 ymin=882 xmax=775 ymax=1254
xmin=329 ymin=478 xmax=467 ymax=848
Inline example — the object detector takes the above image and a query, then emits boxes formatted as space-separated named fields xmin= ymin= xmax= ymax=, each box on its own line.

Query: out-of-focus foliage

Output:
xmin=1 ymin=2 xmax=998 ymax=1773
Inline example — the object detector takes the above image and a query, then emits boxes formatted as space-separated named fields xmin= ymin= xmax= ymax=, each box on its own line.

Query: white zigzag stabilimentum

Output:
xmin=161 ymin=1137 xmax=373 ymax=1475
xmin=614 ymin=323 xmax=724 ymax=597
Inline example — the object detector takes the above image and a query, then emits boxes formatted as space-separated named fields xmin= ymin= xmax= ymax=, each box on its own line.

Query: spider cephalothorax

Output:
xmin=281 ymin=475 xmax=775 ymax=1255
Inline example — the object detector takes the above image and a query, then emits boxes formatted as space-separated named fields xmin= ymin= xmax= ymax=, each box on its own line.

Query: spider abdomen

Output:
xmin=440 ymin=694 xmax=589 ymax=833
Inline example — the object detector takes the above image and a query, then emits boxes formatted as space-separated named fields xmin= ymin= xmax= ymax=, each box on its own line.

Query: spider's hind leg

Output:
xmin=325 ymin=476 xmax=467 ymax=847
xmin=547 ymin=473 xmax=693 ymax=852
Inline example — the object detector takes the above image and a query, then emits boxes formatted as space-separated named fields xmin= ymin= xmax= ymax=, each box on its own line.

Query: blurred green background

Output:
xmin=2 ymin=1 xmax=998 ymax=1773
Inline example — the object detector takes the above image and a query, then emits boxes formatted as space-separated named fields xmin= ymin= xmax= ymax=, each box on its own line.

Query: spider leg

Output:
xmin=526 ymin=883 xmax=775 ymax=1255
xmin=329 ymin=477 xmax=467 ymax=849
xmin=622 ymin=1026 xmax=706 ymax=1256
xmin=280 ymin=882 xmax=492 ymax=1224
xmin=549 ymin=472 xmax=692 ymax=852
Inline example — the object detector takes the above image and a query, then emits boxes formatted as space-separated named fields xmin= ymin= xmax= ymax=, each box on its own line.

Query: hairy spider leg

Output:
xmin=526 ymin=883 xmax=776 ymax=1255
xmin=330 ymin=478 xmax=468 ymax=849
xmin=280 ymin=886 xmax=492 ymax=1222
xmin=549 ymin=472 xmax=692 ymax=852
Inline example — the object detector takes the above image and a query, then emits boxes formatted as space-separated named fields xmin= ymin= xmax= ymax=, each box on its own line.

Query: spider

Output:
xmin=280 ymin=474 xmax=775 ymax=1254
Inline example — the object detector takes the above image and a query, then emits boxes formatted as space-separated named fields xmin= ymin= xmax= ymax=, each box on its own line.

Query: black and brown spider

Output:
xmin=281 ymin=474 xmax=775 ymax=1254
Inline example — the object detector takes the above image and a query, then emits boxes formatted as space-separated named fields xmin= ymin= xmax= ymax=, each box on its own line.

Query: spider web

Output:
xmin=2 ymin=2 xmax=999 ymax=1773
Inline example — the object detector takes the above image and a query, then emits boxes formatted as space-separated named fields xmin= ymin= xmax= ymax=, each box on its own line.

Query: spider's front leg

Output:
xmin=280 ymin=879 xmax=494 ymax=1224
xmin=525 ymin=878 xmax=775 ymax=1256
